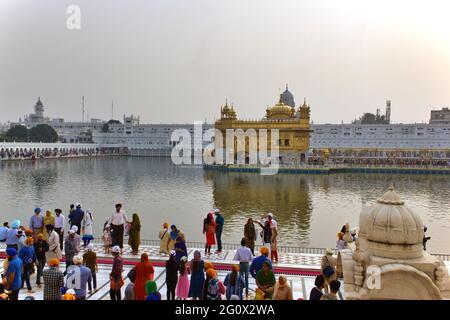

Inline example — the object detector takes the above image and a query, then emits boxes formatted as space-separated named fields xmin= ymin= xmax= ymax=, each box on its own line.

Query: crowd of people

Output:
xmin=0 ymin=147 xmax=126 ymax=161
xmin=0 ymin=204 xmax=347 ymax=301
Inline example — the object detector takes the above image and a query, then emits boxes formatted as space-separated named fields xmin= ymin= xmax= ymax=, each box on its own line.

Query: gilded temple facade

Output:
xmin=214 ymin=89 xmax=312 ymax=164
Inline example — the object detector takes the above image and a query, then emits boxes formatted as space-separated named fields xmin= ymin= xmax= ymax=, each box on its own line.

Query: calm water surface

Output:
xmin=1 ymin=157 xmax=449 ymax=253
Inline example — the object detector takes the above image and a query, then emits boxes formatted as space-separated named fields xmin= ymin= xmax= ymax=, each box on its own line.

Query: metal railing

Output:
xmin=91 ymin=238 xmax=450 ymax=259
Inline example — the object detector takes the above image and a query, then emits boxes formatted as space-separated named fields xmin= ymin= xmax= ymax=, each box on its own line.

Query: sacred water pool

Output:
xmin=1 ymin=157 xmax=449 ymax=253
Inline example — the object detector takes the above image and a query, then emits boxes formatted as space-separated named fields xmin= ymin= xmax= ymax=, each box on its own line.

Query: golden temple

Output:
xmin=214 ymin=88 xmax=312 ymax=164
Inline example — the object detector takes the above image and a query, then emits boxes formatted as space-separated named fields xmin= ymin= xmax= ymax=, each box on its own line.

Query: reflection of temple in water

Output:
xmin=204 ymin=170 xmax=313 ymax=246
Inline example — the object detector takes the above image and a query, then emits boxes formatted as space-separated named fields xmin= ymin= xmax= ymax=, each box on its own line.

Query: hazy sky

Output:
xmin=1 ymin=0 xmax=450 ymax=124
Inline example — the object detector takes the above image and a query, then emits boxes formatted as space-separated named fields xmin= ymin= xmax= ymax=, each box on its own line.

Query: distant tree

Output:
xmin=353 ymin=112 xmax=389 ymax=124
xmin=28 ymin=124 xmax=58 ymax=142
xmin=5 ymin=125 xmax=29 ymax=142
xmin=101 ymin=120 xmax=121 ymax=133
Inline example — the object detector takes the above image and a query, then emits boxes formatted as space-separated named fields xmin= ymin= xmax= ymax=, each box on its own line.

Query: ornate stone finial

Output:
xmin=225 ymin=98 xmax=228 ymax=107
xmin=286 ymin=83 xmax=288 ymax=91
xmin=377 ymin=185 xmax=404 ymax=205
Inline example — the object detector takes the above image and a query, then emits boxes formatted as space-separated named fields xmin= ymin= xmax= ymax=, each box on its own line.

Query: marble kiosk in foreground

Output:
xmin=339 ymin=186 xmax=450 ymax=299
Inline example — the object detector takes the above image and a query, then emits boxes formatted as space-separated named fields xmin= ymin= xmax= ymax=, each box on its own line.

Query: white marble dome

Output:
xmin=359 ymin=186 xmax=424 ymax=246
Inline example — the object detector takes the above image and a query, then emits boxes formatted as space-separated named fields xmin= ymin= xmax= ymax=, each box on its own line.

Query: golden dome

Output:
xmin=266 ymin=94 xmax=295 ymax=119
xmin=220 ymin=100 xmax=237 ymax=120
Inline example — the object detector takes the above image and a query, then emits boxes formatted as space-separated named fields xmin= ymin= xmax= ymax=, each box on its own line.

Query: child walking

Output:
xmin=102 ymin=222 xmax=111 ymax=254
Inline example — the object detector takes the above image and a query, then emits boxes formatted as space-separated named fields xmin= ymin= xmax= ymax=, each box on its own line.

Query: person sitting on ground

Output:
xmin=255 ymin=261 xmax=276 ymax=300
xmin=250 ymin=247 xmax=272 ymax=278
xmin=309 ymin=274 xmax=325 ymax=300
xmin=320 ymin=280 xmax=341 ymax=300
xmin=272 ymin=275 xmax=293 ymax=300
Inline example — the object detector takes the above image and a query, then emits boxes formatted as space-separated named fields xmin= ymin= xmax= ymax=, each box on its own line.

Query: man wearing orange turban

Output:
xmin=250 ymin=246 xmax=273 ymax=278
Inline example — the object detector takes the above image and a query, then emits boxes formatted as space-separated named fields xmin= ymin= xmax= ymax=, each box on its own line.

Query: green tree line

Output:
xmin=3 ymin=124 xmax=58 ymax=142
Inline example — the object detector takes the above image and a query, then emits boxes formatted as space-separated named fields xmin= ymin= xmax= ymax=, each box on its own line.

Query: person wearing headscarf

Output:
xmin=82 ymin=210 xmax=94 ymax=247
xmin=176 ymin=256 xmax=190 ymax=299
xmin=342 ymin=223 xmax=354 ymax=243
xmin=45 ymin=224 xmax=62 ymax=262
xmin=224 ymin=264 xmax=245 ymax=300
xmin=244 ymin=218 xmax=257 ymax=255
xmin=188 ymin=250 xmax=205 ymax=300
xmin=43 ymin=210 xmax=55 ymax=241
xmin=203 ymin=212 xmax=216 ymax=255
xmin=272 ymin=275 xmax=293 ymax=300
xmin=270 ymin=226 xmax=279 ymax=263
xmin=174 ymin=234 xmax=188 ymax=263
xmin=257 ymin=219 xmax=272 ymax=248
xmin=34 ymin=233 xmax=49 ymax=288
xmin=168 ymin=225 xmax=184 ymax=252
xmin=165 ymin=250 xmax=179 ymax=300
xmin=145 ymin=280 xmax=161 ymax=300
xmin=159 ymin=222 xmax=170 ymax=254
xmin=336 ymin=232 xmax=348 ymax=250
xmin=256 ymin=261 xmax=276 ymax=299
xmin=205 ymin=268 xmax=225 ymax=300
xmin=18 ymin=236 xmax=37 ymax=293
xmin=29 ymin=208 xmax=44 ymax=240
xmin=6 ymin=220 xmax=20 ymax=250
xmin=128 ymin=213 xmax=141 ymax=255
xmin=42 ymin=258 xmax=64 ymax=300
xmin=134 ymin=253 xmax=155 ymax=300
xmin=70 ymin=225 xmax=82 ymax=250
